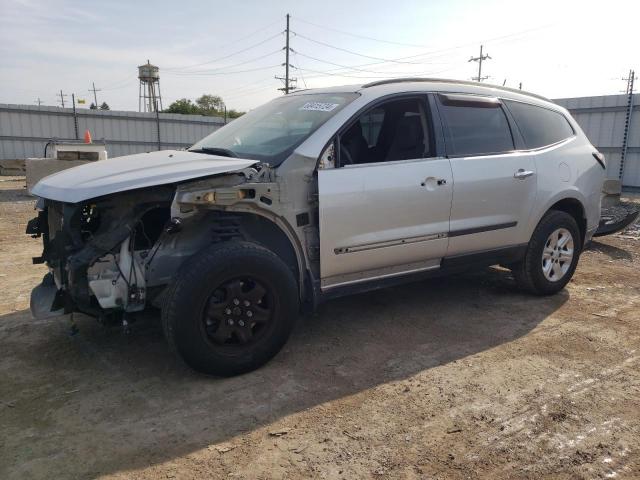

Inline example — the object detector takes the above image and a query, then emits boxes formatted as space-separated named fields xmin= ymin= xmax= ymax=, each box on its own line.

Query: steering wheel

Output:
xmin=340 ymin=144 xmax=354 ymax=166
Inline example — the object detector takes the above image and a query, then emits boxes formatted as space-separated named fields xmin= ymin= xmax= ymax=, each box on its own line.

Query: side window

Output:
xmin=504 ymin=100 xmax=574 ymax=149
xmin=359 ymin=108 xmax=385 ymax=147
xmin=339 ymin=98 xmax=431 ymax=166
xmin=437 ymin=95 xmax=514 ymax=156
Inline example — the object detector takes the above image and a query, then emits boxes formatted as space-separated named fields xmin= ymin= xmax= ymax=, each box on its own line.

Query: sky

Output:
xmin=1 ymin=0 xmax=639 ymax=113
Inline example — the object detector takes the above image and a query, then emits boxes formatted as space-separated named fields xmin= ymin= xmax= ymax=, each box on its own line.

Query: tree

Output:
xmin=196 ymin=94 xmax=224 ymax=115
xmin=227 ymin=109 xmax=244 ymax=119
xmin=163 ymin=94 xmax=245 ymax=118
xmin=89 ymin=103 xmax=97 ymax=110
xmin=164 ymin=98 xmax=201 ymax=115
xmin=99 ymin=102 xmax=110 ymax=110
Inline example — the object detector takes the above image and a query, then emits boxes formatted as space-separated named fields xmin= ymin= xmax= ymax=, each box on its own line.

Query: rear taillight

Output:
xmin=592 ymin=151 xmax=606 ymax=170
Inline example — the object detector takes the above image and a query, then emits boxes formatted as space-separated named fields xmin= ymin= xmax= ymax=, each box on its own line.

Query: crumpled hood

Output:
xmin=31 ymin=150 xmax=258 ymax=203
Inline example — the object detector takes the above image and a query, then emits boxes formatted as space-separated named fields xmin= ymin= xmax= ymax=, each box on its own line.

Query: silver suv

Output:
xmin=28 ymin=79 xmax=606 ymax=376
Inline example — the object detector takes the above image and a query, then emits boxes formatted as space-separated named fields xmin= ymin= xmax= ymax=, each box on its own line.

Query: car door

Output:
xmin=318 ymin=96 xmax=453 ymax=290
xmin=433 ymin=93 xmax=537 ymax=256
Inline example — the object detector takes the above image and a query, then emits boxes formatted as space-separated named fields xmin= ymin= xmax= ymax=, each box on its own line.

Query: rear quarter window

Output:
xmin=437 ymin=96 xmax=515 ymax=157
xmin=504 ymin=100 xmax=574 ymax=149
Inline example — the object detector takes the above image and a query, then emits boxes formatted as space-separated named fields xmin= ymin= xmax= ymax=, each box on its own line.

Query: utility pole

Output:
xmin=57 ymin=89 xmax=68 ymax=108
xmin=71 ymin=93 xmax=79 ymax=139
xmin=35 ymin=98 xmax=43 ymax=107
xmin=155 ymin=99 xmax=161 ymax=151
xmin=620 ymin=69 xmax=636 ymax=181
xmin=285 ymin=13 xmax=290 ymax=93
xmin=469 ymin=45 xmax=491 ymax=82
xmin=275 ymin=13 xmax=296 ymax=94
xmin=89 ymin=81 xmax=101 ymax=106
xmin=623 ymin=69 xmax=637 ymax=94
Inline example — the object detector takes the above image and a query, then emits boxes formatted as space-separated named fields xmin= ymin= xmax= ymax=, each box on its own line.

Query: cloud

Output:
xmin=1 ymin=0 xmax=103 ymax=26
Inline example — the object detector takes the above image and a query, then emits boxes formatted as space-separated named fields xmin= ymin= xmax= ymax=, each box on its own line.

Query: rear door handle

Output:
xmin=514 ymin=169 xmax=534 ymax=179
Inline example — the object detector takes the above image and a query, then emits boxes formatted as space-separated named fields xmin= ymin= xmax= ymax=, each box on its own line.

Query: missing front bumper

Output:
xmin=30 ymin=273 xmax=65 ymax=319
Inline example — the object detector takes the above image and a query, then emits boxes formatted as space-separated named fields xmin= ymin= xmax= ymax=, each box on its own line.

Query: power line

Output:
xmin=224 ymin=82 xmax=281 ymax=101
xmin=288 ymin=48 xmax=466 ymax=80
xmin=292 ymin=49 xmax=452 ymax=75
xmin=469 ymin=45 xmax=491 ymax=82
xmin=190 ymin=19 xmax=282 ymax=58
xmin=292 ymin=51 xmax=308 ymax=89
xmin=292 ymin=16 xmax=435 ymax=48
xmin=219 ymin=77 xmax=277 ymax=95
xmin=163 ymin=64 xmax=281 ymax=77
xmin=293 ymin=63 xmax=459 ymax=80
xmin=294 ymin=15 xmax=549 ymax=52
xmin=211 ymin=18 xmax=282 ymax=48
xmin=292 ymin=31 xmax=436 ymax=65
xmin=293 ymin=23 xmax=551 ymax=73
xmin=101 ymin=75 xmax=137 ymax=90
xmin=164 ymin=32 xmax=283 ymax=72
xmin=293 ymin=65 xmax=387 ymax=79
xmin=167 ymin=49 xmax=281 ymax=75
xmin=221 ymin=79 xmax=279 ymax=99
xmin=102 ymin=78 xmax=137 ymax=91
xmin=99 ymin=21 xmax=283 ymax=88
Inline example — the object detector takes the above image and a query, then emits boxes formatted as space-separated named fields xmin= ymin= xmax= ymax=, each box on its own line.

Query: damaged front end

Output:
xmin=27 ymin=187 xmax=174 ymax=321
xmin=24 ymin=146 xmax=296 ymax=324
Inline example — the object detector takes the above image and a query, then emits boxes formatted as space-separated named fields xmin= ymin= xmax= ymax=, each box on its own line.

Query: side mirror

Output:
xmin=318 ymin=141 xmax=336 ymax=170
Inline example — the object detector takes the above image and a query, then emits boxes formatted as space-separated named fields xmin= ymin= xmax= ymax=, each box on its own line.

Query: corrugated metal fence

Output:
xmin=0 ymin=104 xmax=225 ymax=160
xmin=554 ymin=94 xmax=639 ymax=188
xmin=2 ymin=95 xmax=639 ymax=187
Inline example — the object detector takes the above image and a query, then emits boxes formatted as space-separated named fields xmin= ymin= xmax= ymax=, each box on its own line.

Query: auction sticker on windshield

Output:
xmin=299 ymin=102 xmax=340 ymax=112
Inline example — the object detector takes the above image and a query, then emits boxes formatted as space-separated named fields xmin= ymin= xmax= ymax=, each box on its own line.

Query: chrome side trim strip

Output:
xmin=448 ymin=221 xmax=517 ymax=238
xmin=334 ymin=232 xmax=448 ymax=255
xmin=321 ymin=259 xmax=441 ymax=290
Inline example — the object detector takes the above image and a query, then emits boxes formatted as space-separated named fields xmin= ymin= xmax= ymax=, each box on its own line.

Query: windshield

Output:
xmin=190 ymin=92 xmax=359 ymax=165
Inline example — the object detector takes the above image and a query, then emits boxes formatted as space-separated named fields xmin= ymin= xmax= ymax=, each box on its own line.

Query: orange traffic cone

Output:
xmin=84 ymin=130 xmax=92 ymax=143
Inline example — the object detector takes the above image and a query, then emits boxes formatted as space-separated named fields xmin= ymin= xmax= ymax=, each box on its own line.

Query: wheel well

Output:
xmin=235 ymin=213 xmax=301 ymax=287
xmin=549 ymin=198 xmax=586 ymax=243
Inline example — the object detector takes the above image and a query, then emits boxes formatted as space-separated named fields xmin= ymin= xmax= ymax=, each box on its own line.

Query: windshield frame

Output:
xmin=189 ymin=92 xmax=360 ymax=166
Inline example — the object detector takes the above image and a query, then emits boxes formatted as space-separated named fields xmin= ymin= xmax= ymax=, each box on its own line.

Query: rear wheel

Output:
xmin=162 ymin=241 xmax=298 ymax=376
xmin=512 ymin=210 xmax=582 ymax=295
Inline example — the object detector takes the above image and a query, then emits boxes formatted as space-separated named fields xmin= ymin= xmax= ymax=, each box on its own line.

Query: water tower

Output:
xmin=138 ymin=60 xmax=163 ymax=112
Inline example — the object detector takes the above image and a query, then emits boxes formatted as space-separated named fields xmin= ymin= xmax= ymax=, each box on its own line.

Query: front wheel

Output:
xmin=162 ymin=241 xmax=299 ymax=376
xmin=512 ymin=210 xmax=582 ymax=295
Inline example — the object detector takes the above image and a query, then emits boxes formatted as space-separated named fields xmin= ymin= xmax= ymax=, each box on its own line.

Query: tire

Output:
xmin=162 ymin=241 xmax=299 ymax=376
xmin=512 ymin=210 xmax=582 ymax=295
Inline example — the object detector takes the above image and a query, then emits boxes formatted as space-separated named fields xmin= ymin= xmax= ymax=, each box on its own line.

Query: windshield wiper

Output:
xmin=189 ymin=147 xmax=238 ymax=158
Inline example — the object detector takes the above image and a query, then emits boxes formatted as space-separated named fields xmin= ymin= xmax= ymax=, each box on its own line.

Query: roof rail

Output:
xmin=361 ymin=77 xmax=550 ymax=102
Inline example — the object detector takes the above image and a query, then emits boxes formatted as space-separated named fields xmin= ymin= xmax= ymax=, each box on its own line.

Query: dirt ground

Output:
xmin=1 ymin=175 xmax=639 ymax=479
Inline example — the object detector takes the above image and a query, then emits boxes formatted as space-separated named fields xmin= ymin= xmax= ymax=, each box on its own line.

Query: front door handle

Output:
xmin=514 ymin=169 xmax=534 ymax=179
xmin=420 ymin=177 xmax=447 ymax=187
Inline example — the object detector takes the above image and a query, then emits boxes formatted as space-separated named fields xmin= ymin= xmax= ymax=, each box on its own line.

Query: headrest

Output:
xmin=394 ymin=115 xmax=421 ymax=149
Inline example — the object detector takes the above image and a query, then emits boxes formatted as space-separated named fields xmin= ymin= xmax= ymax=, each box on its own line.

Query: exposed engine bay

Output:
xmin=28 ymin=187 xmax=175 ymax=319
xmin=26 ymin=159 xmax=308 ymax=322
